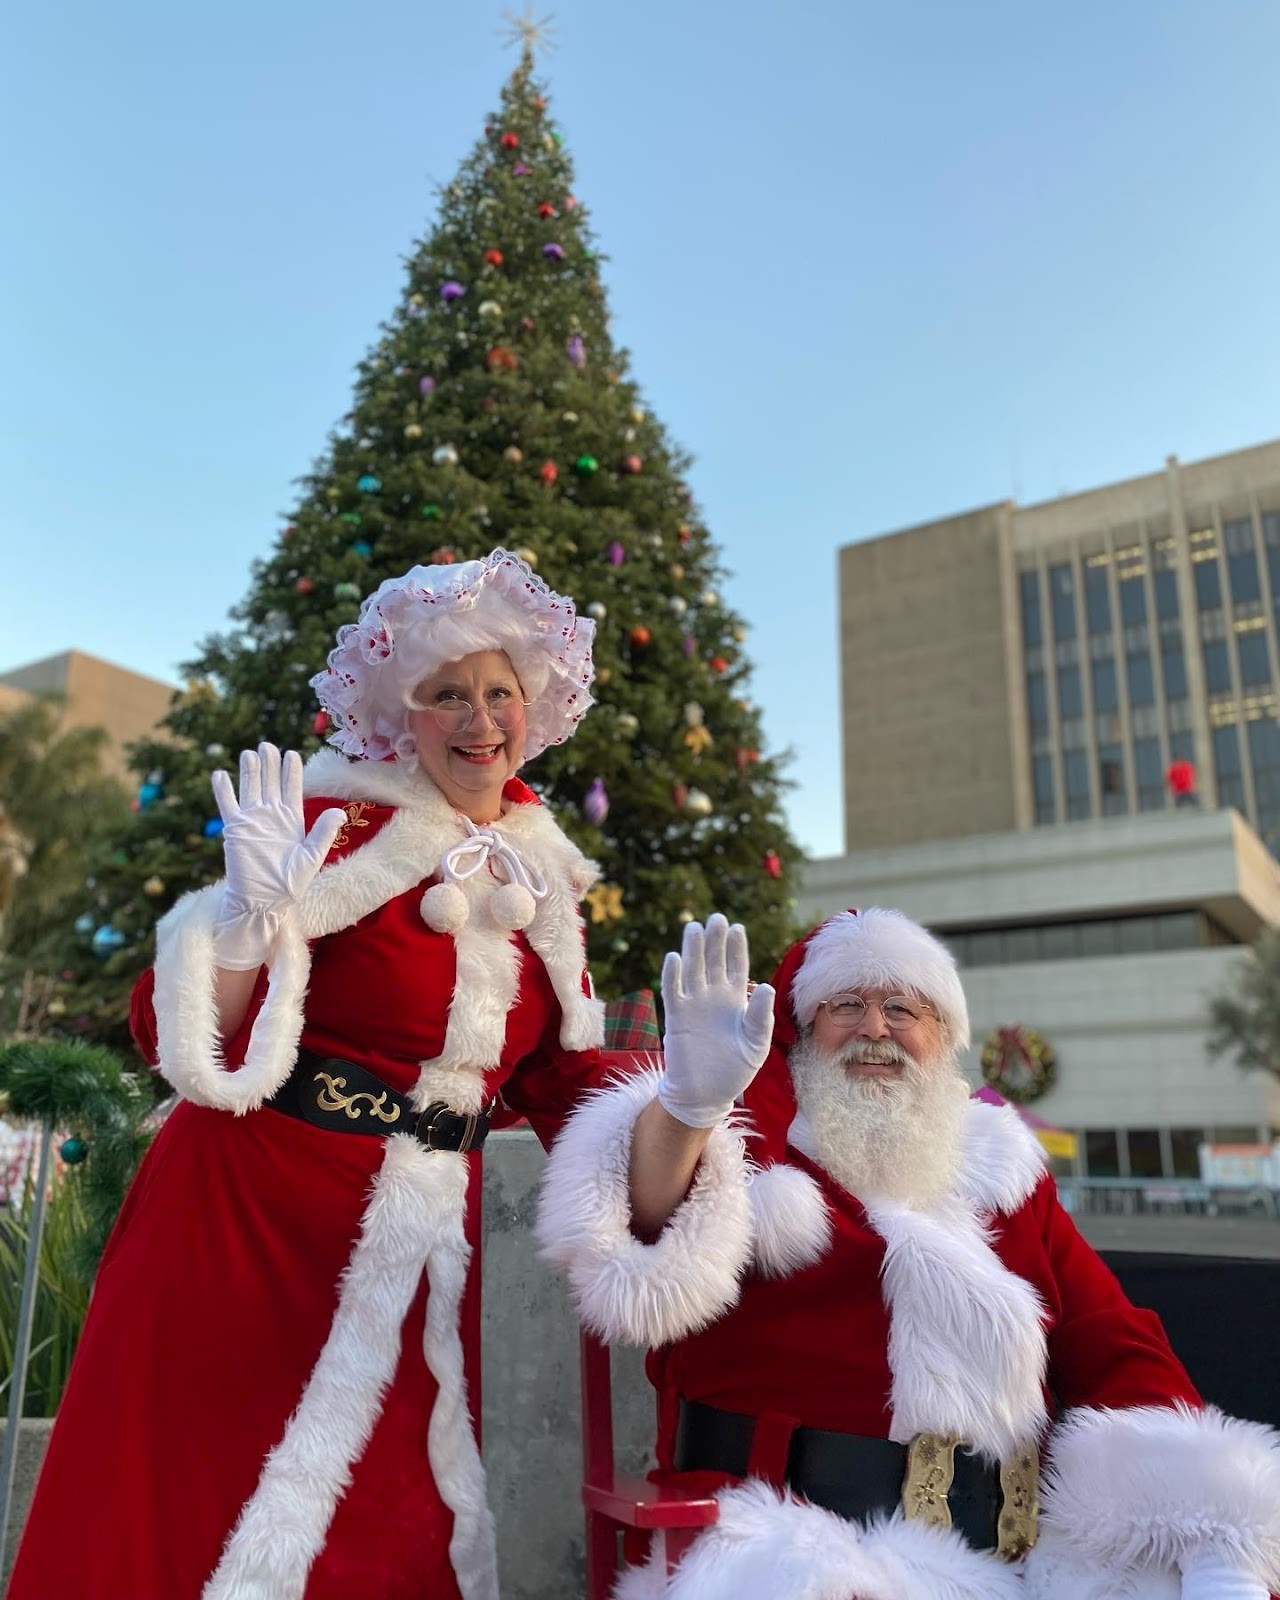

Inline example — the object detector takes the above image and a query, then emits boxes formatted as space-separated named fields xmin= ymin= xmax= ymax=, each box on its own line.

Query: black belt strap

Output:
xmin=267 ymin=1049 xmax=492 ymax=1153
xmin=675 ymin=1399 xmax=1003 ymax=1553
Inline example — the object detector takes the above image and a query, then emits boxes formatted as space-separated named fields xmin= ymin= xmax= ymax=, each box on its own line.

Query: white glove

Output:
xmin=657 ymin=913 xmax=776 ymax=1129
xmin=1180 ymin=1551 xmax=1270 ymax=1600
xmin=210 ymin=743 xmax=345 ymax=971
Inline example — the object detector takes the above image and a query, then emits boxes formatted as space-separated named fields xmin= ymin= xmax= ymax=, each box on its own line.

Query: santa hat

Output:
xmin=742 ymin=908 xmax=969 ymax=1167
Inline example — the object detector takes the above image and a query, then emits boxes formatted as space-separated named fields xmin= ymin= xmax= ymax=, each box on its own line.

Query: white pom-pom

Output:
xmin=421 ymin=881 xmax=469 ymax=933
xmin=490 ymin=882 xmax=537 ymax=931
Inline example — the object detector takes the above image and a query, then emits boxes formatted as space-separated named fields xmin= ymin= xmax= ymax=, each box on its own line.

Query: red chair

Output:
xmin=580 ymin=1327 xmax=718 ymax=1600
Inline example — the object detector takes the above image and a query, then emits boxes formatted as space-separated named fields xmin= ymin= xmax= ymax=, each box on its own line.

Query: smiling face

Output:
xmin=809 ymin=986 xmax=945 ymax=1082
xmin=406 ymin=649 xmax=528 ymax=822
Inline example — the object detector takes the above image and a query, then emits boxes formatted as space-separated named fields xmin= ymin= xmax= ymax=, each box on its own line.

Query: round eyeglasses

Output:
xmin=422 ymin=697 xmax=531 ymax=735
xmin=817 ymin=994 xmax=934 ymax=1031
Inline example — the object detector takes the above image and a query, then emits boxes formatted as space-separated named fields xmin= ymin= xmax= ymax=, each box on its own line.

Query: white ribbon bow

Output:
xmin=439 ymin=815 xmax=550 ymax=899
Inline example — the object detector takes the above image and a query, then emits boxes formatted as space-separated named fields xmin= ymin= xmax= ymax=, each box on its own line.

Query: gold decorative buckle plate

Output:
xmin=997 ymin=1441 xmax=1040 ymax=1560
xmin=901 ymin=1432 xmax=956 ymax=1530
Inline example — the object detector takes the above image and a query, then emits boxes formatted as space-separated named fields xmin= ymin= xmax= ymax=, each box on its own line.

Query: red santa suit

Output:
xmin=536 ymin=912 xmax=1280 ymax=1600
xmin=9 ymin=749 xmax=608 ymax=1600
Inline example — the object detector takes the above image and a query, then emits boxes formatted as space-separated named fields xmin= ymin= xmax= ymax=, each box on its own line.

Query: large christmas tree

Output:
xmin=58 ymin=39 xmax=802 ymax=1050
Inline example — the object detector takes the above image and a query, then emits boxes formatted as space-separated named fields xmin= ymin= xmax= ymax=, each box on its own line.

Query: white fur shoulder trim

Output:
xmin=613 ymin=1480 xmax=1023 ymax=1600
xmin=536 ymin=1067 xmax=752 ymax=1346
xmin=745 ymin=1162 xmax=832 ymax=1278
xmin=153 ymin=885 xmax=309 ymax=1112
xmin=1029 ymin=1403 xmax=1280 ymax=1589
xmin=955 ymin=1098 xmax=1046 ymax=1215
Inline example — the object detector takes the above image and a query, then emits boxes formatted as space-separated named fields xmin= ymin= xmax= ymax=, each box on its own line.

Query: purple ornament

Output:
xmin=542 ymin=241 xmax=566 ymax=262
xmin=583 ymin=777 xmax=610 ymax=827
xmin=419 ymin=375 xmax=437 ymax=397
xmin=440 ymin=281 xmax=466 ymax=303
xmin=513 ymin=162 xmax=532 ymax=177
xmin=567 ymin=334 xmax=586 ymax=368
xmin=607 ymin=540 xmax=626 ymax=568
xmin=682 ymin=634 xmax=697 ymax=659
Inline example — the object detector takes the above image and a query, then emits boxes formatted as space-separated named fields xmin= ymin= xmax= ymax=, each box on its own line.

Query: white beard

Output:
xmin=787 ymin=1033 xmax=970 ymax=1207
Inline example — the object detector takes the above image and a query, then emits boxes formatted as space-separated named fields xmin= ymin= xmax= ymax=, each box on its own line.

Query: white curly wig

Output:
xmin=309 ymin=549 xmax=596 ymax=764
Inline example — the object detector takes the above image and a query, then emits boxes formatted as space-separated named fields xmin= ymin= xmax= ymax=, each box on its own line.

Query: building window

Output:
xmin=1090 ymin=657 xmax=1118 ymax=713
xmin=1119 ymin=574 xmax=1147 ymax=628
xmin=1098 ymin=745 xmax=1127 ymax=814
xmin=1134 ymin=736 xmax=1165 ymax=810
xmin=1057 ymin=665 xmax=1083 ymax=719
xmin=1214 ymin=723 xmax=1246 ymax=811
xmin=1084 ymin=560 xmax=1112 ymax=635
xmin=1225 ymin=517 xmax=1262 ymax=605
xmin=1126 ymin=652 xmax=1155 ymax=706
xmin=1154 ymin=567 xmax=1180 ymax=621
xmin=1085 ymin=1130 xmax=1121 ymax=1178
xmin=1162 ymin=647 xmax=1187 ymax=699
xmin=1237 ymin=629 xmax=1272 ymax=686
xmin=1169 ymin=729 xmax=1195 ymax=763
xmin=1169 ymin=1129 xmax=1204 ymax=1179
xmin=1194 ymin=557 xmax=1223 ymax=612
xmin=1247 ymin=719 xmax=1280 ymax=813
xmin=1026 ymin=670 xmax=1049 ymax=734
xmin=1168 ymin=701 xmax=1194 ymax=734
xmin=1127 ymin=1128 xmax=1163 ymax=1179
xmin=1063 ymin=750 xmax=1090 ymax=818
xmin=1050 ymin=563 xmax=1077 ymax=642
xmin=1202 ymin=639 xmax=1232 ymax=694
xmin=1020 ymin=569 xmax=1043 ymax=649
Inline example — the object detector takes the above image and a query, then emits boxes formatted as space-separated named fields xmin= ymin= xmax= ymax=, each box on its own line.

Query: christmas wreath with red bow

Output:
xmin=980 ymin=1024 xmax=1056 ymax=1104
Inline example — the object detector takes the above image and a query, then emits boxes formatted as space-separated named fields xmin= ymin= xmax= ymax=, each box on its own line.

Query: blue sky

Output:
xmin=4 ymin=0 xmax=1279 ymax=858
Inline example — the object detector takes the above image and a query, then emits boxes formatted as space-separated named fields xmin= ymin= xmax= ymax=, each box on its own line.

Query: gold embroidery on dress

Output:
xmin=996 ymin=1442 xmax=1040 ymax=1559
xmin=901 ymin=1432 xmax=957 ymax=1530
xmin=331 ymin=800 xmax=373 ymax=853
xmin=312 ymin=1071 xmax=401 ymax=1125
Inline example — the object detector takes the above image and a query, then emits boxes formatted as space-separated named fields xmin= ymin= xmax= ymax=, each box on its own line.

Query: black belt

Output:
xmin=267 ymin=1049 xmax=492 ymax=1153
xmin=675 ymin=1400 xmax=1022 ymax=1556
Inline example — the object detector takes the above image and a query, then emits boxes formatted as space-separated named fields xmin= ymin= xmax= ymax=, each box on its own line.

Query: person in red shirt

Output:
xmin=11 ymin=549 xmax=648 ymax=1600
xmin=540 ymin=909 xmax=1280 ymax=1600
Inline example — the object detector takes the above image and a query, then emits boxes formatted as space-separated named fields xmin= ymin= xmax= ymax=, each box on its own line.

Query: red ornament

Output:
xmin=677 ymin=524 xmax=693 ymax=546
xmin=282 ymin=524 xmax=297 ymax=539
xmin=294 ymin=576 xmax=314 ymax=595
xmin=764 ymin=850 xmax=783 ymax=880
xmin=563 ymin=193 xmax=578 ymax=209
xmin=500 ymin=131 xmax=520 ymax=150
xmin=533 ymin=96 xmax=547 ymax=111
xmin=540 ymin=460 xmax=559 ymax=485
xmin=709 ymin=655 xmax=729 ymax=674
xmin=735 ymin=747 xmax=760 ymax=771
xmin=484 ymin=248 xmax=504 ymax=267
xmin=520 ymin=316 xmax=536 ymax=332
xmin=432 ymin=547 xmax=457 ymax=564
xmin=486 ymin=345 xmax=519 ymax=372
xmin=672 ymin=782 xmax=689 ymax=812
xmin=313 ymin=711 xmax=330 ymax=736
xmin=629 ymin=625 xmax=652 ymax=648
xmin=537 ymin=201 xmax=557 ymax=219
xmin=622 ymin=455 xmax=643 ymax=475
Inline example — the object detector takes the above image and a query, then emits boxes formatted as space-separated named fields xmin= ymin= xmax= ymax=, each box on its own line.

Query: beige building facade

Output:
xmin=841 ymin=438 xmax=1280 ymax=854
xmin=0 ymin=651 xmax=175 ymax=785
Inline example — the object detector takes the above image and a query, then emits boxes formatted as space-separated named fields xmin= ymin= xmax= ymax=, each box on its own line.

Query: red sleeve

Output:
xmin=129 ymin=968 xmax=160 ymax=1065
xmin=1031 ymin=1176 xmax=1202 ymax=1412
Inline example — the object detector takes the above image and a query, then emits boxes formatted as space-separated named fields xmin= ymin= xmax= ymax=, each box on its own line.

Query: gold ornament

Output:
xmin=404 ymin=423 xmax=423 ymax=439
xmin=143 ymin=876 xmax=166 ymax=897
xmin=504 ymin=445 xmax=525 ymax=464
xmin=585 ymin=883 xmax=625 ymax=924
xmin=684 ymin=724 xmax=713 ymax=757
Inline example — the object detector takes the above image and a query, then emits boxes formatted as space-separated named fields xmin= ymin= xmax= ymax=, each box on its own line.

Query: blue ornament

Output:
xmin=91 ymin=925 xmax=126 ymax=956
xmin=351 ymin=540 xmax=373 ymax=559
xmin=203 ymin=817 xmax=225 ymax=839
xmin=74 ymin=913 xmax=95 ymax=935
xmin=357 ymin=474 xmax=382 ymax=494
xmin=137 ymin=782 xmax=162 ymax=808
xmin=59 ymin=1137 xmax=88 ymax=1165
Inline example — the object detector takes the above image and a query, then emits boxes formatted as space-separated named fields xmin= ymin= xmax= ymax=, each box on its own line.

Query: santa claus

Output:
xmin=537 ymin=909 xmax=1280 ymax=1600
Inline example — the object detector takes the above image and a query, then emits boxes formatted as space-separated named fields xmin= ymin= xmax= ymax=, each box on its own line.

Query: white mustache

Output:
xmin=838 ymin=1039 xmax=913 ymax=1070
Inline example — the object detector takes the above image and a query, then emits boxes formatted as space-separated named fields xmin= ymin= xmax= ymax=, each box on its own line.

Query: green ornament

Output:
xmin=60 ymin=1137 xmax=88 ymax=1165
xmin=575 ymin=454 xmax=599 ymax=476
xmin=421 ymin=504 xmax=442 ymax=520
xmin=333 ymin=582 xmax=362 ymax=602
xmin=553 ymin=131 xmax=565 ymax=145
xmin=341 ymin=512 xmax=362 ymax=526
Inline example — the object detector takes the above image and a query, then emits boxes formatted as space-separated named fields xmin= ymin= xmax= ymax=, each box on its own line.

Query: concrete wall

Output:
xmin=0 ymin=1128 xmax=655 ymax=1598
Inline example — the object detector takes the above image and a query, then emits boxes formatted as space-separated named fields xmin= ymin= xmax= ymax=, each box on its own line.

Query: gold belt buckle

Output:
xmin=902 ymin=1433 xmax=1040 ymax=1561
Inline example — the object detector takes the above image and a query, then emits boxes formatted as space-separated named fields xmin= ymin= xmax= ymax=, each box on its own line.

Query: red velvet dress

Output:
xmin=9 ymin=786 xmax=606 ymax=1600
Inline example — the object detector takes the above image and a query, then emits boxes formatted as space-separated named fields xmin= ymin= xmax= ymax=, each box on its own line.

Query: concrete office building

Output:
xmin=840 ymin=437 xmax=1280 ymax=856
xmin=799 ymin=807 xmax=1280 ymax=1178
xmin=0 ymin=650 xmax=175 ymax=785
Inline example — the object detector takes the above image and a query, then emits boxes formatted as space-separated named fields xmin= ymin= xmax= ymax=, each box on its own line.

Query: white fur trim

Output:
xmin=955 ymin=1097 xmax=1046 ymax=1214
xmin=535 ymin=1068 xmax=752 ymax=1346
xmin=153 ymin=885 xmax=310 ymax=1112
xmin=868 ymin=1192 xmax=1049 ymax=1460
xmin=1027 ymin=1404 xmax=1280 ymax=1590
xmin=791 ymin=908 xmax=970 ymax=1049
xmin=1022 ymin=1534 xmax=1182 ymax=1600
xmin=613 ymin=1479 xmax=1023 ymax=1600
xmin=203 ymin=1138 xmax=497 ymax=1600
xmin=745 ymin=1162 xmax=832 ymax=1278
